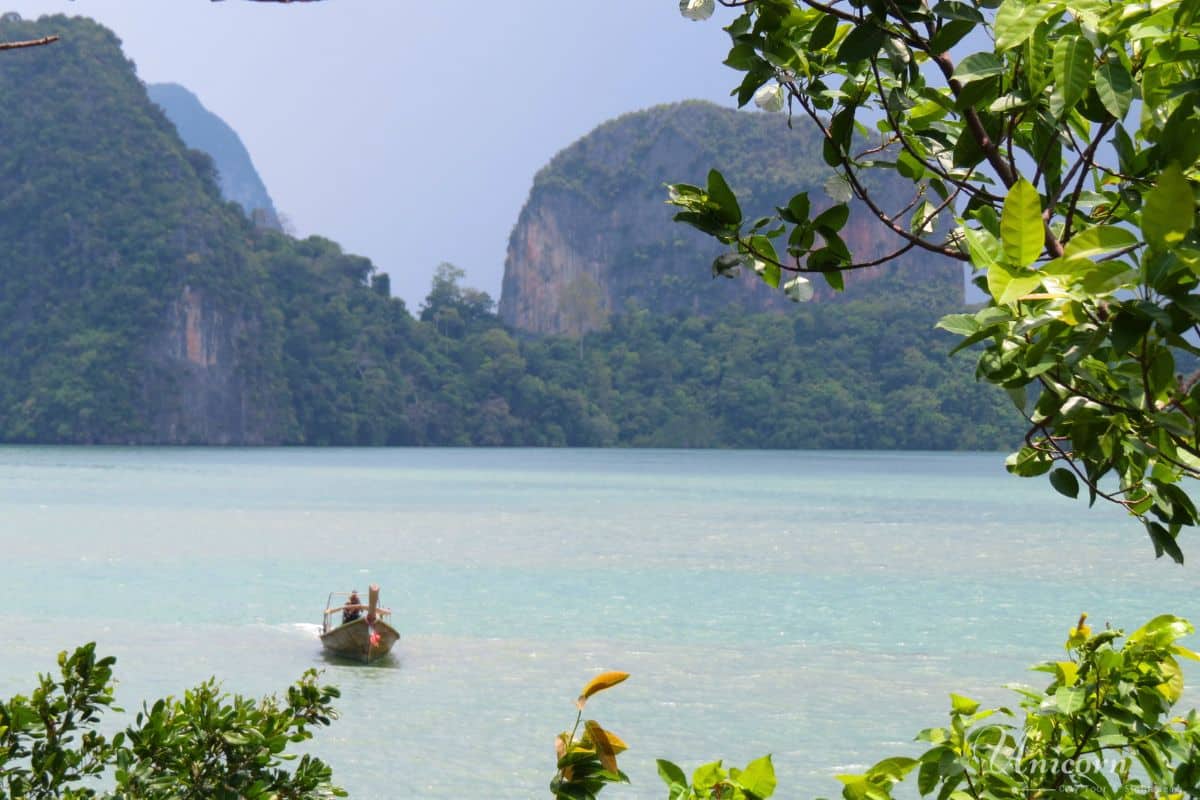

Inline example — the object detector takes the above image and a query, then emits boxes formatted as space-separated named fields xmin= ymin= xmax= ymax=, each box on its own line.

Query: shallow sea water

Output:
xmin=0 ymin=447 xmax=1194 ymax=797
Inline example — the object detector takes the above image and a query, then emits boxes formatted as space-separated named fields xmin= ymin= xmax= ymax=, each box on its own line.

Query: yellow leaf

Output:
xmin=585 ymin=720 xmax=620 ymax=774
xmin=1066 ymin=613 xmax=1090 ymax=649
xmin=556 ymin=733 xmax=582 ymax=781
xmin=603 ymin=728 xmax=628 ymax=754
xmin=1056 ymin=661 xmax=1079 ymax=686
xmin=577 ymin=670 xmax=629 ymax=709
xmin=1173 ymin=644 xmax=1200 ymax=662
xmin=1157 ymin=655 xmax=1184 ymax=704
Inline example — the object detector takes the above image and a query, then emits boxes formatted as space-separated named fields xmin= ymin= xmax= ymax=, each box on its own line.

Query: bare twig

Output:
xmin=0 ymin=35 xmax=59 ymax=51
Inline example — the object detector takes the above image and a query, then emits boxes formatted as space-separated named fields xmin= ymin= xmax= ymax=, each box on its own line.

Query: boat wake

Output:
xmin=286 ymin=622 xmax=323 ymax=639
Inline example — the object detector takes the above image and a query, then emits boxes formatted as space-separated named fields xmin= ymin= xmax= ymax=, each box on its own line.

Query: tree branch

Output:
xmin=1061 ymin=120 xmax=1116 ymax=243
xmin=791 ymin=91 xmax=968 ymax=260
xmin=928 ymin=49 xmax=1064 ymax=258
xmin=0 ymin=36 xmax=59 ymax=51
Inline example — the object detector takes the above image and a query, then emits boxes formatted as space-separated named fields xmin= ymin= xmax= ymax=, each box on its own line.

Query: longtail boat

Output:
xmin=320 ymin=584 xmax=400 ymax=663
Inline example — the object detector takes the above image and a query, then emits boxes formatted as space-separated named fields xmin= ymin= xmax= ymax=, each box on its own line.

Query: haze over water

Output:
xmin=0 ymin=448 xmax=1194 ymax=797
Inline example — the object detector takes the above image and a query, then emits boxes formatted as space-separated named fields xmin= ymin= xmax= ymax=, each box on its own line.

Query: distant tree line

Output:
xmin=253 ymin=234 xmax=1019 ymax=449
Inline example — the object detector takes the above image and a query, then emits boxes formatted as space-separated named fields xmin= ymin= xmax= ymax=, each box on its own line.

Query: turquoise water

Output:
xmin=0 ymin=447 xmax=1194 ymax=798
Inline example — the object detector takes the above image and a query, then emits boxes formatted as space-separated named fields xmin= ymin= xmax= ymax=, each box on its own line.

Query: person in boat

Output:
xmin=342 ymin=590 xmax=363 ymax=624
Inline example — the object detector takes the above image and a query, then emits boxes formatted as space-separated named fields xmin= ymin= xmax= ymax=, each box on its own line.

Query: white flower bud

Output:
xmin=679 ymin=0 xmax=715 ymax=21
xmin=784 ymin=276 xmax=815 ymax=302
xmin=753 ymin=83 xmax=785 ymax=113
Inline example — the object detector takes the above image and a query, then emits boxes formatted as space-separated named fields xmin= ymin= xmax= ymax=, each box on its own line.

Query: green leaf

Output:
xmin=1110 ymin=310 xmax=1151 ymax=355
xmin=952 ymin=109 xmax=1002 ymax=168
xmin=1054 ymin=685 xmax=1086 ymax=714
xmin=1159 ymin=105 xmax=1200 ymax=173
xmin=950 ymin=693 xmax=980 ymax=715
xmin=724 ymin=44 xmax=762 ymax=71
xmin=1142 ymin=163 xmax=1194 ymax=252
xmin=1006 ymin=446 xmax=1054 ymax=476
xmin=692 ymin=761 xmax=725 ymax=791
xmin=1050 ymin=35 xmax=1094 ymax=117
xmin=917 ymin=760 xmax=940 ymax=796
xmin=1005 ymin=385 xmax=1029 ymax=411
xmin=706 ymin=169 xmax=742 ymax=225
xmin=931 ymin=19 xmax=975 ymax=52
xmin=936 ymin=314 xmax=979 ymax=336
xmin=813 ymin=203 xmax=849 ymax=232
xmin=953 ymin=53 xmax=1004 ymax=85
xmin=1095 ymin=59 xmax=1133 ymax=118
xmin=810 ymin=14 xmax=839 ymax=50
xmin=750 ymin=236 xmax=782 ymax=287
xmin=1049 ymin=468 xmax=1079 ymax=498
xmin=1146 ymin=523 xmax=1186 ymax=564
xmin=962 ymin=226 xmax=1002 ymax=271
xmin=736 ymin=64 xmax=774 ymax=107
xmin=656 ymin=759 xmax=688 ymax=792
xmin=836 ymin=21 xmax=885 ymax=62
xmin=989 ymin=262 xmax=1042 ymax=304
xmin=1000 ymin=179 xmax=1044 ymax=267
xmin=822 ymin=269 xmax=845 ymax=292
xmin=994 ymin=0 xmax=1058 ymax=51
xmin=983 ymin=261 xmax=1012 ymax=302
xmin=871 ymin=756 xmax=918 ymax=778
xmin=786 ymin=192 xmax=811 ymax=223
xmin=1128 ymin=614 xmax=1193 ymax=646
xmin=1063 ymin=226 xmax=1138 ymax=259
xmin=737 ymin=755 xmax=777 ymax=798
xmin=932 ymin=1 xmax=984 ymax=22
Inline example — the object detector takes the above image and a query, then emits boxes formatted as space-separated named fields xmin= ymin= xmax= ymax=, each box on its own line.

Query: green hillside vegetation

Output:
xmin=0 ymin=14 xmax=1019 ymax=449
xmin=250 ymin=249 xmax=1019 ymax=448
xmin=0 ymin=15 xmax=285 ymax=442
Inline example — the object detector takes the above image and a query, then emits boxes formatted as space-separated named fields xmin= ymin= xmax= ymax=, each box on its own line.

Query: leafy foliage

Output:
xmin=0 ymin=644 xmax=117 ymax=799
xmin=553 ymin=672 xmax=631 ymax=800
xmin=115 ymin=672 xmax=342 ymax=799
xmin=841 ymin=614 xmax=1200 ymax=800
xmin=670 ymin=0 xmax=1200 ymax=559
xmin=656 ymin=755 xmax=777 ymax=800
xmin=262 ymin=255 xmax=1019 ymax=448
xmin=0 ymin=645 xmax=343 ymax=800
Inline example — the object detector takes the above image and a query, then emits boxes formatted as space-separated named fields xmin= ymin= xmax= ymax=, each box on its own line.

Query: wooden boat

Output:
xmin=320 ymin=584 xmax=400 ymax=663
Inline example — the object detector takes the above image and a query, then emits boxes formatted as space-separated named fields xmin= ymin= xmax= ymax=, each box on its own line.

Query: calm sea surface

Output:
xmin=0 ymin=447 xmax=1195 ymax=798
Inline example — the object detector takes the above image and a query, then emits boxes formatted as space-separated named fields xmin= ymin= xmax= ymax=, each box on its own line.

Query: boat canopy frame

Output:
xmin=322 ymin=591 xmax=393 ymax=634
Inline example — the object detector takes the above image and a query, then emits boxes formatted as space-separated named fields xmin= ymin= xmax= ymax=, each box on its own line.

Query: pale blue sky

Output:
xmin=6 ymin=1 xmax=742 ymax=307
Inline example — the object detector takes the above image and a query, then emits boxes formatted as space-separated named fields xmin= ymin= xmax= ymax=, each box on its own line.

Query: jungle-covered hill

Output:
xmin=0 ymin=14 xmax=1019 ymax=448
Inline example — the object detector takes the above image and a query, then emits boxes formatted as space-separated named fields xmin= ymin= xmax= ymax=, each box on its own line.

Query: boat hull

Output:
xmin=319 ymin=617 xmax=400 ymax=663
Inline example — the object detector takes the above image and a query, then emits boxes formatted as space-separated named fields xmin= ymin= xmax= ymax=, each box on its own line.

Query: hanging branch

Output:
xmin=0 ymin=36 xmax=59 ymax=51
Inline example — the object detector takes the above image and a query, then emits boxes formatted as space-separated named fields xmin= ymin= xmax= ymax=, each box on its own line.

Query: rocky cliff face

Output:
xmin=500 ymin=101 xmax=962 ymax=334
xmin=148 ymin=82 xmax=281 ymax=229
xmin=142 ymin=286 xmax=283 ymax=445
xmin=0 ymin=14 xmax=289 ymax=444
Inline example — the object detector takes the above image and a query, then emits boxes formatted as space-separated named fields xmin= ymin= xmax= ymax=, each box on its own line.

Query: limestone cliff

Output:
xmin=143 ymin=286 xmax=282 ymax=445
xmin=148 ymin=82 xmax=281 ymax=229
xmin=0 ymin=15 xmax=290 ymax=444
xmin=500 ymin=101 xmax=962 ymax=334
